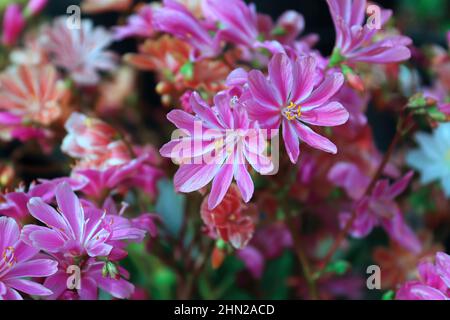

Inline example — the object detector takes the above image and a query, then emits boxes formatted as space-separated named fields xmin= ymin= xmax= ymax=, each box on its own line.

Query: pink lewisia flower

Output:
xmin=202 ymin=0 xmax=259 ymax=47
xmin=74 ymin=152 xmax=163 ymax=200
xmin=1 ymin=4 xmax=25 ymax=46
xmin=42 ymin=17 xmax=117 ymax=85
xmin=396 ymin=252 xmax=450 ymax=300
xmin=327 ymin=0 xmax=411 ymax=64
xmin=0 ymin=177 xmax=85 ymax=224
xmin=246 ymin=53 xmax=349 ymax=163
xmin=160 ymin=92 xmax=273 ymax=209
xmin=329 ymin=163 xmax=421 ymax=253
xmin=23 ymin=182 xmax=145 ymax=258
xmin=272 ymin=10 xmax=305 ymax=45
xmin=0 ymin=216 xmax=57 ymax=300
xmin=43 ymin=256 xmax=134 ymax=300
xmin=153 ymin=0 xmax=221 ymax=60
xmin=114 ymin=5 xmax=154 ymax=40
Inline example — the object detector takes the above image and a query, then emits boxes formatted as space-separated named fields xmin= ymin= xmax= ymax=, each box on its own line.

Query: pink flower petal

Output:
xmin=300 ymin=101 xmax=349 ymax=126
xmin=208 ymin=164 xmax=234 ymax=209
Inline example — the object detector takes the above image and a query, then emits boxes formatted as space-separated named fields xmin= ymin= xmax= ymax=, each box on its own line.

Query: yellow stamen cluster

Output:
xmin=2 ymin=246 xmax=16 ymax=268
xmin=284 ymin=102 xmax=302 ymax=121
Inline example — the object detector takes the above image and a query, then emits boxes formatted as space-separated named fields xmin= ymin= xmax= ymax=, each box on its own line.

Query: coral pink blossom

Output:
xmin=82 ymin=0 xmax=132 ymax=14
xmin=1 ymin=4 xmax=25 ymax=46
xmin=327 ymin=0 xmax=411 ymax=64
xmin=42 ymin=17 xmax=117 ymax=85
xmin=62 ymin=112 xmax=131 ymax=170
xmin=0 ymin=217 xmax=57 ymax=300
xmin=396 ymin=252 xmax=450 ymax=300
xmin=200 ymin=184 xmax=256 ymax=249
xmin=247 ymin=53 xmax=349 ymax=163
xmin=160 ymin=92 xmax=273 ymax=209
xmin=0 ymin=64 xmax=65 ymax=126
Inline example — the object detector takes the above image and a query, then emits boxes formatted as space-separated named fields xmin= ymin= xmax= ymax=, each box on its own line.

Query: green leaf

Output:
xmin=180 ymin=62 xmax=194 ymax=80
xmin=261 ymin=251 xmax=294 ymax=299
xmin=324 ymin=260 xmax=350 ymax=276
xmin=382 ymin=290 xmax=395 ymax=300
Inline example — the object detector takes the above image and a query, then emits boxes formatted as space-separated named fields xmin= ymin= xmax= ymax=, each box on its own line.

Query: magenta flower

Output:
xmin=1 ymin=4 xmax=25 ymax=46
xmin=74 ymin=153 xmax=163 ymax=200
xmin=153 ymin=0 xmax=221 ymax=60
xmin=396 ymin=252 xmax=450 ymax=300
xmin=0 ymin=178 xmax=86 ymax=224
xmin=0 ymin=216 xmax=57 ymax=300
xmin=113 ymin=5 xmax=154 ymax=40
xmin=329 ymin=163 xmax=421 ymax=253
xmin=160 ymin=92 xmax=273 ymax=209
xmin=203 ymin=0 xmax=259 ymax=47
xmin=42 ymin=17 xmax=117 ymax=85
xmin=246 ymin=53 xmax=349 ymax=163
xmin=24 ymin=183 xmax=114 ymax=257
xmin=327 ymin=0 xmax=411 ymax=64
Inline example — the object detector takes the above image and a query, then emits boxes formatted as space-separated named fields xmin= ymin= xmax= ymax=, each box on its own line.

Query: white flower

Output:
xmin=406 ymin=123 xmax=450 ymax=197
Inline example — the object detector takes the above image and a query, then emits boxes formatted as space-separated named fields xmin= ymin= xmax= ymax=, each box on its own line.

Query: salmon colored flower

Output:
xmin=0 ymin=64 xmax=66 ymax=126
xmin=81 ymin=0 xmax=132 ymax=14
xmin=62 ymin=112 xmax=131 ymax=170
xmin=201 ymin=184 xmax=256 ymax=249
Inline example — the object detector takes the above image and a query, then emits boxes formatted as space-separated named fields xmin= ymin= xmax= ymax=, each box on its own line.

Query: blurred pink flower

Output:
xmin=160 ymin=92 xmax=273 ymax=209
xmin=327 ymin=0 xmax=411 ymax=64
xmin=329 ymin=164 xmax=421 ymax=253
xmin=0 ymin=216 xmax=57 ymax=300
xmin=1 ymin=4 xmax=25 ymax=46
xmin=202 ymin=0 xmax=259 ymax=47
xmin=114 ymin=5 xmax=154 ymax=40
xmin=82 ymin=0 xmax=132 ymax=14
xmin=26 ymin=0 xmax=48 ymax=16
xmin=74 ymin=152 xmax=163 ymax=200
xmin=43 ymin=256 xmax=134 ymax=300
xmin=396 ymin=252 xmax=450 ymax=300
xmin=153 ymin=0 xmax=221 ymax=60
xmin=246 ymin=53 xmax=348 ymax=163
xmin=62 ymin=112 xmax=132 ymax=170
xmin=42 ymin=17 xmax=117 ymax=85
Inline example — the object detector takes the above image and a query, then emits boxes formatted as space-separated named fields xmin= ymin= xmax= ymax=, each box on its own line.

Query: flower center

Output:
xmin=282 ymin=101 xmax=302 ymax=121
xmin=2 ymin=246 xmax=16 ymax=268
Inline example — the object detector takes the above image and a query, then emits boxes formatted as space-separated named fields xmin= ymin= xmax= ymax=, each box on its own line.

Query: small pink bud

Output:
xmin=2 ymin=4 xmax=26 ymax=46
xmin=346 ymin=72 xmax=365 ymax=92
xmin=26 ymin=0 xmax=48 ymax=16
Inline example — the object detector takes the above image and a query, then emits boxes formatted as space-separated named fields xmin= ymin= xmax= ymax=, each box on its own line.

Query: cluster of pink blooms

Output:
xmin=0 ymin=0 xmax=449 ymax=300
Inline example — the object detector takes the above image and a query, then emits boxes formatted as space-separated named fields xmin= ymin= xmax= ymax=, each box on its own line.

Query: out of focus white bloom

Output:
xmin=406 ymin=123 xmax=450 ymax=197
xmin=41 ymin=17 xmax=117 ymax=86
